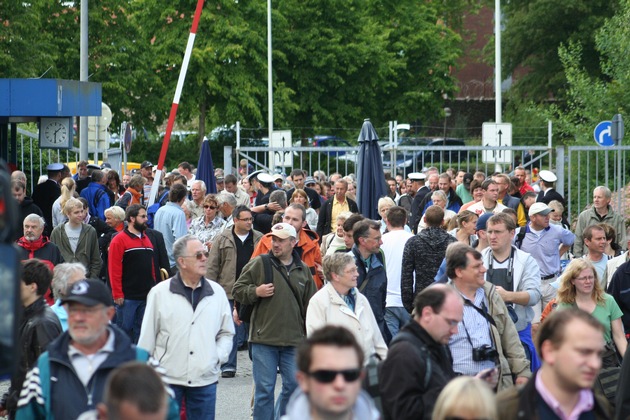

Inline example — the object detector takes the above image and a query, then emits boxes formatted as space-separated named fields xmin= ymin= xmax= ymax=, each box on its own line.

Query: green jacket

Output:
xmin=50 ymin=223 xmax=102 ymax=278
xmin=233 ymin=250 xmax=316 ymax=347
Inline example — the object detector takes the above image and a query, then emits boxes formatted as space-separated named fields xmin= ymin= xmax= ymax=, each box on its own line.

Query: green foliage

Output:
xmin=127 ymin=135 xmax=200 ymax=171
xmin=502 ymin=0 xmax=618 ymax=101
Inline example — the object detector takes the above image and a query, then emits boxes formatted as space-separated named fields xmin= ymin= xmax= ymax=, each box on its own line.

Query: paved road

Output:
xmin=1 ymin=349 xmax=280 ymax=420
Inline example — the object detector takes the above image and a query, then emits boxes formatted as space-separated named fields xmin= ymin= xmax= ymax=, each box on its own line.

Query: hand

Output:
xmin=232 ymin=308 xmax=243 ymax=326
xmin=205 ymin=241 xmax=213 ymax=250
xmin=495 ymin=286 xmax=510 ymax=302
xmin=256 ymin=283 xmax=274 ymax=298
xmin=114 ymin=298 xmax=124 ymax=306
xmin=475 ymin=367 xmax=498 ymax=389
xmin=515 ymin=376 xmax=529 ymax=385
xmin=267 ymin=202 xmax=282 ymax=212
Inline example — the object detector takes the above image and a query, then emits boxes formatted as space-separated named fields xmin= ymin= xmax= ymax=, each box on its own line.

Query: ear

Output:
xmin=296 ymin=371 xmax=309 ymax=393
xmin=106 ymin=306 xmax=116 ymax=322
xmin=540 ymin=340 xmax=555 ymax=365
xmin=96 ymin=402 xmax=108 ymax=419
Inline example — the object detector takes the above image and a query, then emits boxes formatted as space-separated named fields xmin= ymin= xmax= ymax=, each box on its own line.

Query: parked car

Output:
xmin=305 ymin=135 xmax=353 ymax=157
xmin=382 ymin=137 xmax=467 ymax=175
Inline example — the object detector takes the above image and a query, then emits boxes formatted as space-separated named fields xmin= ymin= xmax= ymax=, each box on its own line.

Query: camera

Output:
xmin=472 ymin=344 xmax=498 ymax=362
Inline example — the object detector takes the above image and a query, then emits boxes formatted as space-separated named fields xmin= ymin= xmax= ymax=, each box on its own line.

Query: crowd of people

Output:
xmin=2 ymin=158 xmax=630 ymax=420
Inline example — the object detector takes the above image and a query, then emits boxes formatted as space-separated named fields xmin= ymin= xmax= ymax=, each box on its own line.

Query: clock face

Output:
xmin=44 ymin=121 xmax=68 ymax=144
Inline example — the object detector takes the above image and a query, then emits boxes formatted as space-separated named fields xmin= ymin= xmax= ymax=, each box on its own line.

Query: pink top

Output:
xmin=535 ymin=373 xmax=594 ymax=420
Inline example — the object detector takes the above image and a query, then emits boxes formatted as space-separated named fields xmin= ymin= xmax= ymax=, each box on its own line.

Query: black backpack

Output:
xmin=363 ymin=331 xmax=432 ymax=418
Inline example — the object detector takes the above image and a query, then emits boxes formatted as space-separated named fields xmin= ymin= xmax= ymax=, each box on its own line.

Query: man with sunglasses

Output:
xmin=108 ymin=204 xmax=158 ymax=344
xmin=283 ymin=325 xmax=379 ymax=420
xmin=139 ymin=235 xmax=234 ymax=420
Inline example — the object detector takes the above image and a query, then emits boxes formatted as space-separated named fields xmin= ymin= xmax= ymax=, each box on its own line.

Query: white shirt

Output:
xmin=381 ymin=229 xmax=414 ymax=307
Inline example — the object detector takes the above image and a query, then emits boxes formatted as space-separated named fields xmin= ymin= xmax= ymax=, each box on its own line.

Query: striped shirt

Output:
xmin=449 ymin=286 xmax=496 ymax=375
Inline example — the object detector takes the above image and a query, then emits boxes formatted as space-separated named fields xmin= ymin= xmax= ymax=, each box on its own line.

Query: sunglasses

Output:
xmin=182 ymin=251 xmax=209 ymax=260
xmin=204 ymin=205 xmax=218 ymax=210
xmin=308 ymin=369 xmax=361 ymax=383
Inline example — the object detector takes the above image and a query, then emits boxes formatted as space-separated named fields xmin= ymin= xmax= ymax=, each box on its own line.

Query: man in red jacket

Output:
xmin=252 ymin=203 xmax=324 ymax=288
xmin=108 ymin=204 xmax=157 ymax=343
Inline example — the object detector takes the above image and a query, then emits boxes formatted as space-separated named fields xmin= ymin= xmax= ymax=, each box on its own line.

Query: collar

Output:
xmin=333 ymin=195 xmax=347 ymax=205
xmin=535 ymin=371 xmax=594 ymax=419
xmin=169 ymin=272 xmax=214 ymax=299
xmin=17 ymin=235 xmax=49 ymax=251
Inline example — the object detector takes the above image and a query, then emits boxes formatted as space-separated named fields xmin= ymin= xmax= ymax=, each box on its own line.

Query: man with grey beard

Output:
xmin=15 ymin=279 xmax=179 ymax=420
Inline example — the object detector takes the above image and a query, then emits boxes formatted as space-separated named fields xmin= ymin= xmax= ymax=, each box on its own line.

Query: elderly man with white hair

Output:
xmin=216 ymin=191 xmax=238 ymax=231
xmin=17 ymin=214 xmax=64 ymax=270
xmin=187 ymin=180 xmax=207 ymax=219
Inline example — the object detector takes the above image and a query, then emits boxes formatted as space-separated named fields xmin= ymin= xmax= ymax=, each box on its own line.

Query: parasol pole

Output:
xmin=148 ymin=0 xmax=205 ymax=206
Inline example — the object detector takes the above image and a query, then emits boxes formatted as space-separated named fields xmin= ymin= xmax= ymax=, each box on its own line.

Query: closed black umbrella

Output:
xmin=356 ymin=119 xmax=388 ymax=220
xmin=197 ymin=138 xmax=218 ymax=194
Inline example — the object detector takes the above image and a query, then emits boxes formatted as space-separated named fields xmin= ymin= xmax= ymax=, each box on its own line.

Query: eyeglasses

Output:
xmin=67 ymin=305 xmax=104 ymax=316
xmin=308 ymin=369 xmax=361 ymax=383
xmin=237 ymin=217 xmax=253 ymax=222
xmin=182 ymin=251 xmax=209 ymax=260
xmin=438 ymin=313 xmax=460 ymax=327
xmin=204 ymin=205 xmax=218 ymax=210
xmin=575 ymin=275 xmax=595 ymax=282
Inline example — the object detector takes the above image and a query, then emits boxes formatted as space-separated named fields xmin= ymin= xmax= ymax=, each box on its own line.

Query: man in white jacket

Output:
xmin=139 ymin=234 xmax=234 ymax=420
xmin=483 ymin=213 xmax=541 ymax=371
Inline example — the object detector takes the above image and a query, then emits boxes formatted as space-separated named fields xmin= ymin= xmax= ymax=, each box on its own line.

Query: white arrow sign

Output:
xmin=482 ymin=122 xmax=512 ymax=164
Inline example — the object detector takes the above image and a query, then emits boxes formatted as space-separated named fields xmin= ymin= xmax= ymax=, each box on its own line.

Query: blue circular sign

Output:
xmin=594 ymin=121 xmax=614 ymax=147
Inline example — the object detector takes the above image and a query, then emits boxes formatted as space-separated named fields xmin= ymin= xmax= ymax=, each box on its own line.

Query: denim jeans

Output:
xmin=114 ymin=299 xmax=146 ymax=344
xmin=221 ymin=300 xmax=238 ymax=373
xmin=171 ymin=382 xmax=217 ymax=420
xmin=385 ymin=306 xmax=411 ymax=339
xmin=251 ymin=343 xmax=297 ymax=420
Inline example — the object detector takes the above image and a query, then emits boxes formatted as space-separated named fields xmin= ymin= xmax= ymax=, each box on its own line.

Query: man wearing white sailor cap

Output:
xmin=536 ymin=170 xmax=565 ymax=206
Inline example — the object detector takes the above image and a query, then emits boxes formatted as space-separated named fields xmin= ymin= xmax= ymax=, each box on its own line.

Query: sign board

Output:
xmin=593 ymin=121 xmax=614 ymax=147
xmin=269 ymin=130 xmax=292 ymax=167
xmin=482 ymin=122 xmax=512 ymax=164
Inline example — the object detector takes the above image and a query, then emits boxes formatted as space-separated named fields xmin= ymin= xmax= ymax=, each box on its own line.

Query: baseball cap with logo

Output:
xmin=269 ymin=223 xmax=297 ymax=239
xmin=140 ymin=161 xmax=154 ymax=169
xmin=528 ymin=202 xmax=554 ymax=217
xmin=61 ymin=279 xmax=114 ymax=307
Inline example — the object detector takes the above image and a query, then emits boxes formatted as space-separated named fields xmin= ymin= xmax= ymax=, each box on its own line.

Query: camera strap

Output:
xmin=463 ymin=299 xmax=497 ymax=328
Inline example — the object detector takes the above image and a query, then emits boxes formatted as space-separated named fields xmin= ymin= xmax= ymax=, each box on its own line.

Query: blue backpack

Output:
xmin=146 ymin=190 xmax=170 ymax=229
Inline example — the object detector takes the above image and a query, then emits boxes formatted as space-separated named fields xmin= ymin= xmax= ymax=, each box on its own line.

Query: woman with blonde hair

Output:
xmin=432 ymin=376 xmax=497 ymax=420
xmin=417 ymin=190 xmax=455 ymax=232
xmin=320 ymin=211 xmax=353 ymax=257
xmin=555 ymin=258 xmax=627 ymax=362
xmin=290 ymin=188 xmax=318 ymax=231
xmin=448 ymin=210 xmax=478 ymax=245
xmin=52 ymin=176 xmax=76 ymax=228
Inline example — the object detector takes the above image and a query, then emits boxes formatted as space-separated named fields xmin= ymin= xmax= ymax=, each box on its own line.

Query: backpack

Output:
xmin=237 ymin=254 xmax=273 ymax=323
xmin=363 ymin=331 xmax=432 ymax=418
xmin=146 ymin=190 xmax=170 ymax=229
xmin=514 ymin=227 xmax=527 ymax=249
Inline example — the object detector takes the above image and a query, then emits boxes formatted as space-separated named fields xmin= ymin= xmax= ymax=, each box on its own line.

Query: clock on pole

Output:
xmin=39 ymin=117 xmax=73 ymax=149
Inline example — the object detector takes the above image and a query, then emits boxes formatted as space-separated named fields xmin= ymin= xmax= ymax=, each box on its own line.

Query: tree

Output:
xmin=532 ymin=0 xmax=630 ymax=144
xmin=502 ymin=0 xmax=619 ymax=101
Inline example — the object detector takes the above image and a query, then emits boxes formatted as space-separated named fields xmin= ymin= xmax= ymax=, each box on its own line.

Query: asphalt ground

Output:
xmin=1 ymin=349 xmax=280 ymax=420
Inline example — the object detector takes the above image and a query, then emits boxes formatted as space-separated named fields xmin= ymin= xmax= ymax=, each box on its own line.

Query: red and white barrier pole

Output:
xmin=148 ymin=0 xmax=205 ymax=206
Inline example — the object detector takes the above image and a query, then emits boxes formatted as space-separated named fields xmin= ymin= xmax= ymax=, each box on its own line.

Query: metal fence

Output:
xmin=237 ymin=143 xmax=630 ymax=223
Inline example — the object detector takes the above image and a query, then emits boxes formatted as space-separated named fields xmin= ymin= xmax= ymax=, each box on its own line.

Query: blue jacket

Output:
xmin=350 ymin=246 xmax=390 ymax=342
xmin=15 ymin=325 xmax=179 ymax=420
xmin=80 ymin=182 xmax=110 ymax=220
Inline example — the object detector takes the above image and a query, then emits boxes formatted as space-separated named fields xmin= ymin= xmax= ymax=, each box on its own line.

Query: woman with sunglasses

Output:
xmin=306 ymin=253 xmax=387 ymax=362
xmin=188 ymin=194 xmax=226 ymax=251
xmin=555 ymin=259 xmax=627 ymax=363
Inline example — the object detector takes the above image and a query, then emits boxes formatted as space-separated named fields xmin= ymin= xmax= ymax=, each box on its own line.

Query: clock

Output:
xmin=39 ymin=117 xmax=72 ymax=149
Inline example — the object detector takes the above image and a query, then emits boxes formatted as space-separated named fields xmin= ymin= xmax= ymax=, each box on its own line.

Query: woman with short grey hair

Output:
xmin=50 ymin=262 xmax=87 ymax=331
xmin=306 ymin=253 xmax=387 ymax=362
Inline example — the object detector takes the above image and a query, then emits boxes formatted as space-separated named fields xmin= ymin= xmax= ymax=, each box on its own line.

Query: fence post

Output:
xmin=224 ymin=146 xmax=233 ymax=176
xmin=556 ymin=146 xmax=565 ymax=201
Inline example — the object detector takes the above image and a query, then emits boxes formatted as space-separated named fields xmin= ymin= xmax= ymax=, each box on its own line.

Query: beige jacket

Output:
xmin=306 ymin=283 xmax=388 ymax=361
xmin=483 ymin=281 xmax=532 ymax=391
